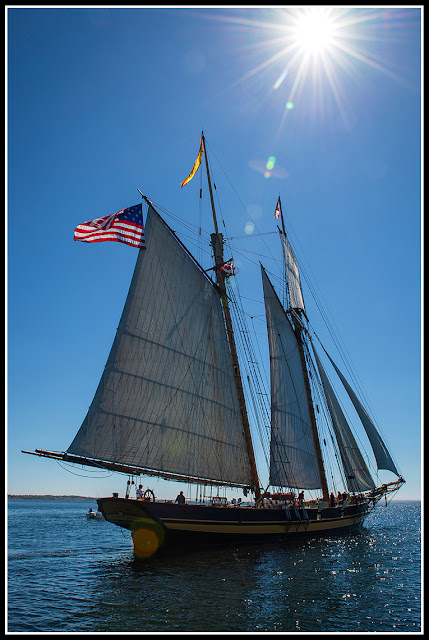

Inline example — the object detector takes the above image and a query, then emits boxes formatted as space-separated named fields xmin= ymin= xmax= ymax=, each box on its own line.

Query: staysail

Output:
xmin=324 ymin=351 xmax=399 ymax=476
xmin=67 ymin=204 xmax=253 ymax=488
xmin=312 ymin=345 xmax=375 ymax=492
xmin=261 ymin=266 xmax=322 ymax=489
xmin=280 ymin=230 xmax=306 ymax=313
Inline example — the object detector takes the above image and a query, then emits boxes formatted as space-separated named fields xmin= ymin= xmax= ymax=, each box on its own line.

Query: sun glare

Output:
xmin=293 ymin=9 xmax=337 ymax=55
xmin=205 ymin=8 xmax=416 ymax=131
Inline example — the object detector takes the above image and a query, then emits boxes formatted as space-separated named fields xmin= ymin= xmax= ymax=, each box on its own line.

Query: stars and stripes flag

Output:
xmin=74 ymin=204 xmax=146 ymax=249
xmin=274 ymin=197 xmax=281 ymax=220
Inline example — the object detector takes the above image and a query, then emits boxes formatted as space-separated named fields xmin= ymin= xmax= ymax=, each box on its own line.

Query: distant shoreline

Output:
xmin=8 ymin=495 xmax=420 ymax=502
xmin=8 ymin=495 xmax=96 ymax=501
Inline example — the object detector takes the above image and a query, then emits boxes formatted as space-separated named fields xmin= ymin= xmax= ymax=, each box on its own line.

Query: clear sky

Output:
xmin=7 ymin=6 xmax=421 ymax=501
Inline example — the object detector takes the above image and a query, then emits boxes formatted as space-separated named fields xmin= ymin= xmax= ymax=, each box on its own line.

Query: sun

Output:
xmin=292 ymin=8 xmax=338 ymax=56
xmin=202 ymin=8 xmax=415 ymax=128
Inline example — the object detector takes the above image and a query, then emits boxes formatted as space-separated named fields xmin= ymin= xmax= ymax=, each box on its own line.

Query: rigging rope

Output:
xmin=149 ymin=137 xmax=397 ymax=491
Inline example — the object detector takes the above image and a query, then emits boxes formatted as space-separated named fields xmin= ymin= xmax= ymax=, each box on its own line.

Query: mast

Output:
xmin=202 ymin=132 xmax=261 ymax=500
xmin=278 ymin=194 xmax=329 ymax=502
xmin=277 ymin=196 xmax=289 ymax=308
xmin=277 ymin=195 xmax=286 ymax=237
xmin=292 ymin=312 xmax=329 ymax=501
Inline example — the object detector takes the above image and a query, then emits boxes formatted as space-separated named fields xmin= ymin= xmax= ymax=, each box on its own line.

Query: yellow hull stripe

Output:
xmin=106 ymin=512 xmax=362 ymax=535
xmin=160 ymin=517 xmax=359 ymax=534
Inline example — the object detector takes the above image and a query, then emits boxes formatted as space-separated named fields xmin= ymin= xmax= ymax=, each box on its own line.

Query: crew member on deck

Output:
xmin=136 ymin=484 xmax=144 ymax=500
xmin=175 ymin=491 xmax=185 ymax=504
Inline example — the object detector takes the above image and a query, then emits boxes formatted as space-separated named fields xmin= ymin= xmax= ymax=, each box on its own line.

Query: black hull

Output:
xmin=97 ymin=497 xmax=370 ymax=555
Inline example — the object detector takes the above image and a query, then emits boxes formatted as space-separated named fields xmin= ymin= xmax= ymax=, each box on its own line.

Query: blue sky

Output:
xmin=7 ymin=7 xmax=421 ymax=501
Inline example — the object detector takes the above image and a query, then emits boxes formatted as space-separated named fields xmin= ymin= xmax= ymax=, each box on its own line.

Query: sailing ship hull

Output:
xmin=97 ymin=497 xmax=370 ymax=551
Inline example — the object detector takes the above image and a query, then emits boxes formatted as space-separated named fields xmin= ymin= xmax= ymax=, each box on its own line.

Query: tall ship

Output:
xmin=23 ymin=133 xmax=404 ymax=557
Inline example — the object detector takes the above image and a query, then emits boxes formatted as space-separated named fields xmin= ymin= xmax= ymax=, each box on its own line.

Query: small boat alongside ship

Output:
xmin=23 ymin=132 xmax=404 ymax=557
xmin=86 ymin=509 xmax=104 ymax=520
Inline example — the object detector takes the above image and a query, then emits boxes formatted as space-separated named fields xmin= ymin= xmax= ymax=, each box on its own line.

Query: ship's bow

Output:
xmin=97 ymin=497 xmax=167 ymax=557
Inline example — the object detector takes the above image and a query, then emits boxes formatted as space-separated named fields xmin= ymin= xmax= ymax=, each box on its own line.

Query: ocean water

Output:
xmin=7 ymin=499 xmax=421 ymax=633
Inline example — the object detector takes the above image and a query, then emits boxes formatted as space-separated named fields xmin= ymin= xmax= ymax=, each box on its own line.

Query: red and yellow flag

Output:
xmin=181 ymin=136 xmax=204 ymax=188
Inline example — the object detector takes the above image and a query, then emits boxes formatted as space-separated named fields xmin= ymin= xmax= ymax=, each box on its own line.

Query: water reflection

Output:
xmin=87 ymin=513 xmax=420 ymax=632
xmin=9 ymin=501 xmax=420 ymax=632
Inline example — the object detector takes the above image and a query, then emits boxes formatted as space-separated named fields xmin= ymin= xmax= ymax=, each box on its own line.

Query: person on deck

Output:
xmin=330 ymin=493 xmax=335 ymax=507
xmin=136 ymin=484 xmax=144 ymax=500
xmin=175 ymin=491 xmax=185 ymax=504
xmin=298 ymin=491 xmax=304 ymax=506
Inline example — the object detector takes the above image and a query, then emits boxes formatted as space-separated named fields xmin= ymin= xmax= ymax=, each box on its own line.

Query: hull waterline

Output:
xmin=97 ymin=497 xmax=370 ymax=555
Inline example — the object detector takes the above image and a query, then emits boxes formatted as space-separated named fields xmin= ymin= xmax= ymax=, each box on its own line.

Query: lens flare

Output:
xmin=266 ymin=156 xmax=276 ymax=170
xmin=274 ymin=68 xmax=289 ymax=90
xmin=132 ymin=525 xmax=164 ymax=558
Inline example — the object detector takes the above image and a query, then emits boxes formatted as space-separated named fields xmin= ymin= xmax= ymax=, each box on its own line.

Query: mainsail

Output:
xmin=312 ymin=345 xmax=375 ymax=492
xmin=67 ymin=204 xmax=253 ymax=488
xmin=261 ymin=266 xmax=322 ymax=489
xmin=324 ymin=351 xmax=399 ymax=476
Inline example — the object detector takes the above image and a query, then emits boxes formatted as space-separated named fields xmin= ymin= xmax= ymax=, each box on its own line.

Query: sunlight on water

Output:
xmin=8 ymin=500 xmax=421 ymax=632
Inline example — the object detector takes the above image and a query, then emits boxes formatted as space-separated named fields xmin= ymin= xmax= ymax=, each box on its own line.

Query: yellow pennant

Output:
xmin=181 ymin=136 xmax=204 ymax=188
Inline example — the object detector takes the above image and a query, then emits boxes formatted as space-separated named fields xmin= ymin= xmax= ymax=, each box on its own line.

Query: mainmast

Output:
xmin=278 ymin=196 xmax=329 ymax=502
xmin=292 ymin=311 xmax=329 ymax=502
xmin=202 ymin=132 xmax=261 ymax=500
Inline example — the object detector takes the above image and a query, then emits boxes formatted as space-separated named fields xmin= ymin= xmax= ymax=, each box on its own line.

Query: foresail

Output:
xmin=67 ymin=205 xmax=253 ymax=488
xmin=325 ymin=352 xmax=399 ymax=476
xmin=281 ymin=232 xmax=306 ymax=313
xmin=261 ymin=267 xmax=322 ymax=489
xmin=312 ymin=346 xmax=375 ymax=492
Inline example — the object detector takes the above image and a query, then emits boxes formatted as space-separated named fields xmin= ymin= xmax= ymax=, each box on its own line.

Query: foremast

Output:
xmin=202 ymin=132 xmax=261 ymax=501
xmin=277 ymin=197 xmax=329 ymax=502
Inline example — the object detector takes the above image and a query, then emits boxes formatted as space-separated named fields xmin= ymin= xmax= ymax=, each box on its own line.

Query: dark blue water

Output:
xmin=7 ymin=499 xmax=421 ymax=632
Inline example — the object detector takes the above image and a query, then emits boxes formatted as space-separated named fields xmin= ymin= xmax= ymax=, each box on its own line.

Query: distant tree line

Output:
xmin=8 ymin=495 xmax=95 ymax=500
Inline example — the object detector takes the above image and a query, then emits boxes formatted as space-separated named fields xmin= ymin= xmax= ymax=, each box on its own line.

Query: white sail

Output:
xmin=312 ymin=346 xmax=375 ymax=492
xmin=67 ymin=205 xmax=253 ymax=488
xmin=281 ymin=231 xmax=306 ymax=313
xmin=261 ymin=267 xmax=322 ymax=489
xmin=325 ymin=352 xmax=399 ymax=476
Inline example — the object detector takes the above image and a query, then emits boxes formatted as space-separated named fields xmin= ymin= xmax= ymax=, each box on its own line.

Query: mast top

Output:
xmin=201 ymin=132 xmax=220 ymax=236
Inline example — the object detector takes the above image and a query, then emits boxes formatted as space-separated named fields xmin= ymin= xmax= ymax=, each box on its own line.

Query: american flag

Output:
xmin=74 ymin=204 xmax=146 ymax=249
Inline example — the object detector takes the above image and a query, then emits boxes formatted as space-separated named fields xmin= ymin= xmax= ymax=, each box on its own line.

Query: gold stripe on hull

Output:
xmin=104 ymin=513 xmax=364 ymax=535
xmin=157 ymin=516 xmax=362 ymax=535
